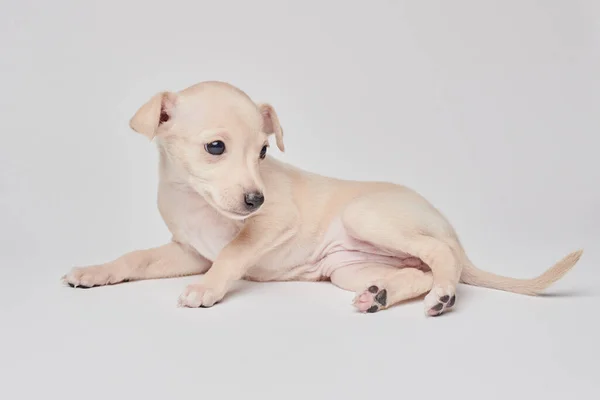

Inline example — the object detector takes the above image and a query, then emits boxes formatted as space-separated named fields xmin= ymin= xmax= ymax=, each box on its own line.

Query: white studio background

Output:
xmin=1 ymin=1 xmax=599 ymax=399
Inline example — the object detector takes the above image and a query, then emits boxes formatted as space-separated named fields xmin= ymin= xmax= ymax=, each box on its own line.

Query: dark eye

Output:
xmin=259 ymin=145 xmax=268 ymax=159
xmin=205 ymin=141 xmax=225 ymax=156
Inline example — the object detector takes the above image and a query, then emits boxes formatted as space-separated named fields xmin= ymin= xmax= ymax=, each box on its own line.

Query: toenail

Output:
xmin=431 ymin=303 xmax=444 ymax=312
xmin=440 ymin=295 xmax=450 ymax=303
xmin=368 ymin=285 xmax=379 ymax=293
xmin=375 ymin=289 xmax=387 ymax=306
xmin=448 ymin=295 xmax=456 ymax=307
xmin=69 ymin=283 xmax=92 ymax=289
xmin=366 ymin=305 xmax=379 ymax=313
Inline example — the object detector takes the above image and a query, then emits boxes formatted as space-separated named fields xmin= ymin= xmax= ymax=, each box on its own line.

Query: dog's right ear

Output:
xmin=129 ymin=91 xmax=178 ymax=139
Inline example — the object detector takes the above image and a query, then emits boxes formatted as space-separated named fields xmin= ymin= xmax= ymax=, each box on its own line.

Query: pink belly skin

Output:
xmin=278 ymin=217 xmax=424 ymax=281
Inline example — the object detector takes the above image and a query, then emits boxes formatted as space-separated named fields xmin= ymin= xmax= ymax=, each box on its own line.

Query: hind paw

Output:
xmin=353 ymin=284 xmax=388 ymax=313
xmin=424 ymin=286 xmax=456 ymax=317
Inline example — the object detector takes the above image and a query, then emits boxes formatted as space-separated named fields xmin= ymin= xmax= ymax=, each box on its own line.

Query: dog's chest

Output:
xmin=160 ymin=188 xmax=240 ymax=262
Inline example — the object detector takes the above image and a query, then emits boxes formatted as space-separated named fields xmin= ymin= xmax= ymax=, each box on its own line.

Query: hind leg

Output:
xmin=400 ymin=236 xmax=460 ymax=316
xmin=331 ymin=264 xmax=433 ymax=313
xmin=341 ymin=193 xmax=463 ymax=316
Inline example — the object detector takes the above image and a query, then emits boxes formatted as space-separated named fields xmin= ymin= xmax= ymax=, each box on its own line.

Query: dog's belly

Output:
xmin=246 ymin=216 xmax=420 ymax=282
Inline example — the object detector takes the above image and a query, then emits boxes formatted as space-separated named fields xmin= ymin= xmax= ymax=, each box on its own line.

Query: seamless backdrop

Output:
xmin=1 ymin=1 xmax=599 ymax=399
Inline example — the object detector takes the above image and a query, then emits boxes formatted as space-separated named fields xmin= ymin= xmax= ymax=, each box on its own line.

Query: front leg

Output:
xmin=62 ymin=241 xmax=210 ymax=288
xmin=178 ymin=212 xmax=297 ymax=308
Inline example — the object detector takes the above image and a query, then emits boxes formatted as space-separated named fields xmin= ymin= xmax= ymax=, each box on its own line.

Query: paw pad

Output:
xmin=427 ymin=293 xmax=456 ymax=317
xmin=354 ymin=285 xmax=388 ymax=313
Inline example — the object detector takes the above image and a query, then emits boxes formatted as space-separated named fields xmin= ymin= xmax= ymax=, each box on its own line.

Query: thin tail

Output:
xmin=459 ymin=249 xmax=583 ymax=295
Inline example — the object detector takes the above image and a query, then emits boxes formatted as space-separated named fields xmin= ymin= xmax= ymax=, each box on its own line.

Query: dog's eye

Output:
xmin=259 ymin=145 xmax=268 ymax=159
xmin=205 ymin=141 xmax=226 ymax=156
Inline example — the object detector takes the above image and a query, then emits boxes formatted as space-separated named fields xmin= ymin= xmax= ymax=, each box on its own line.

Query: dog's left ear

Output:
xmin=258 ymin=103 xmax=285 ymax=152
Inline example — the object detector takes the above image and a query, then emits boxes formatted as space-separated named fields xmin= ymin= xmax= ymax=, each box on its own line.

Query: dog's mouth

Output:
xmin=218 ymin=208 xmax=255 ymax=221
xmin=201 ymin=192 xmax=256 ymax=221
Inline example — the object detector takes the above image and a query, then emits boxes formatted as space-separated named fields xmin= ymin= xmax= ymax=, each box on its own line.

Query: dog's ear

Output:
xmin=258 ymin=103 xmax=285 ymax=152
xmin=129 ymin=91 xmax=178 ymax=139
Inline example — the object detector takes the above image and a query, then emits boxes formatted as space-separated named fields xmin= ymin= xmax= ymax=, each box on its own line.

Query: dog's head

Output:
xmin=129 ymin=81 xmax=284 ymax=220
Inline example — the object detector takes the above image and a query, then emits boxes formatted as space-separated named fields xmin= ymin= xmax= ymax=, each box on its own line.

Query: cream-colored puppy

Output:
xmin=62 ymin=81 xmax=583 ymax=316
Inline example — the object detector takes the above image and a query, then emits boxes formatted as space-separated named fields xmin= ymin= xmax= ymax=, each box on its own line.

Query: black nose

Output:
xmin=244 ymin=191 xmax=264 ymax=210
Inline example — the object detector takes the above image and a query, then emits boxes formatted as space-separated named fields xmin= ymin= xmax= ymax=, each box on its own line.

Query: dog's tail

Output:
xmin=459 ymin=249 xmax=583 ymax=295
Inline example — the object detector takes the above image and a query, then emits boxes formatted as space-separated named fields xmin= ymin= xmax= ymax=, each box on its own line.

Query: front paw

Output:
xmin=178 ymin=283 xmax=224 ymax=308
xmin=62 ymin=265 xmax=125 ymax=288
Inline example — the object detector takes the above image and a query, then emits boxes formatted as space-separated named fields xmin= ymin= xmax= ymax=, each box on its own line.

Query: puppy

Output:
xmin=62 ymin=81 xmax=583 ymax=316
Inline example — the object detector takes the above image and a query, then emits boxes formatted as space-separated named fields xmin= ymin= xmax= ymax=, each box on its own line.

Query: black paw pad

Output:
xmin=368 ymin=285 xmax=379 ymax=293
xmin=447 ymin=295 xmax=456 ymax=308
xmin=374 ymin=289 xmax=387 ymax=306
xmin=439 ymin=295 xmax=450 ymax=303
xmin=431 ymin=303 xmax=444 ymax=312
xmin=366 ymin=305 xmax=379 ymax=313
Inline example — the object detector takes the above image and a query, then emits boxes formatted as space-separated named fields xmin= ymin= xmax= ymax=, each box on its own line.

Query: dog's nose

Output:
xmin=244 ymin=191 xmax=264 ymax=211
